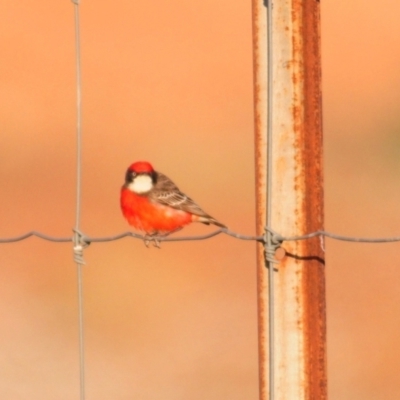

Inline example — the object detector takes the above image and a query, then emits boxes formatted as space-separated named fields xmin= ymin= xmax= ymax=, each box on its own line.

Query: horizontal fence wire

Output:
xmin=2 ymin=228 xmax=400 ymax=244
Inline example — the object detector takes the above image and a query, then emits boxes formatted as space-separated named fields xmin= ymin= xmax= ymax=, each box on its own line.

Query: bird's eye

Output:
xmin=131 ymin=171 xmax=137 ymax=178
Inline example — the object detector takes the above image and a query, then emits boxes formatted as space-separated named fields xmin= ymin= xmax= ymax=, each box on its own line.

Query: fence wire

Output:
xmin=71 ymin=1 xmax=85 ymax=399
xmin=3 ymin=227 xmax=400 ymax=245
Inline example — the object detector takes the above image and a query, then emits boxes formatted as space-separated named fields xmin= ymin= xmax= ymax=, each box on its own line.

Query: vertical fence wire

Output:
xmin=265 ymin=1 xmax=275 ymax=399
xmin=71 ymin=1 xmax=85 ymax=399
xmin=72 ymin=3 xmax=82 ymax=229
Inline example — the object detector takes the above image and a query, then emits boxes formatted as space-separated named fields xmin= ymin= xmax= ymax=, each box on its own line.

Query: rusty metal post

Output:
xmin=252 ymin=0 xmax=327 ymax=399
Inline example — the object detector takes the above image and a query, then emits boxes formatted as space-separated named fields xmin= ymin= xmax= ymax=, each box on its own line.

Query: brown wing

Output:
xmin=149 ymin=172 xmax=226 ymax=228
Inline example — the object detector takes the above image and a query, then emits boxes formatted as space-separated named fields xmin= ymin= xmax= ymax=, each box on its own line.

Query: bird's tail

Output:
xmin=197 ymin=215 xmax=227 ymax=229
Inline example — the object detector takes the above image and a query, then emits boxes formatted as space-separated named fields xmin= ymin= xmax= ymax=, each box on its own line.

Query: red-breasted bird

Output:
xmin=120 ymin=161 xmax=226 ymax=240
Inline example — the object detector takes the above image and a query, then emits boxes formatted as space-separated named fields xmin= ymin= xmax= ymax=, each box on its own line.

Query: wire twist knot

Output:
xmin=73 ymin=229 xmax=90 ymax=265
xmin=264 ymin=226 xmax=283 ymax=265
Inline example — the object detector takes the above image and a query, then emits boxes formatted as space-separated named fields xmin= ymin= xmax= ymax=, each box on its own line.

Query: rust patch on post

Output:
xmin=295 ymin=0 xmax=327 ymax=398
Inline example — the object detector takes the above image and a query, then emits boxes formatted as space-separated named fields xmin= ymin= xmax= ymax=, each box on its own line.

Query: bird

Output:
xmin=120 ymin=161 xmax=226 ymax=245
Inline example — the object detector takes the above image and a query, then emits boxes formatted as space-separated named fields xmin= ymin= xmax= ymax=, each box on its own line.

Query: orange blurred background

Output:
xmin=1 ymin=1 xmax=400 ymax=399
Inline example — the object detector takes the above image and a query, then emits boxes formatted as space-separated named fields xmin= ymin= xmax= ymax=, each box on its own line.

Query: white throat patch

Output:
xmin=129 ymin=174 xmax=153 ymax=194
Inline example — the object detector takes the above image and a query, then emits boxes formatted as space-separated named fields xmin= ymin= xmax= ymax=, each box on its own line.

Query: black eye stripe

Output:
xmin=125 ymin=169 xmax=155 ymax=185
xmin=125 ymin=169 xmax=136 ymax=183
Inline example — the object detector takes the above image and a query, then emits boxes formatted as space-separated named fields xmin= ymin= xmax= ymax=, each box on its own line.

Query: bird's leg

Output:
xmin=143 ymin=227 xmax=184 ymax=248
xmin=143 ymin=232 xmax=161 ymax=248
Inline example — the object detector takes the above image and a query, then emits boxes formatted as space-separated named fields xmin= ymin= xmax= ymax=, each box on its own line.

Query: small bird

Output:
xmin=120 ymin=161 xmax=226 ymax=244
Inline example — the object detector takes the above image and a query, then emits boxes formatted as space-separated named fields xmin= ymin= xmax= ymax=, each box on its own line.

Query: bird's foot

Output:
xmin=143 ymin=233 xmax=161 ymax=248
xmin=143 ymin=228 xmax=183 ymax=248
